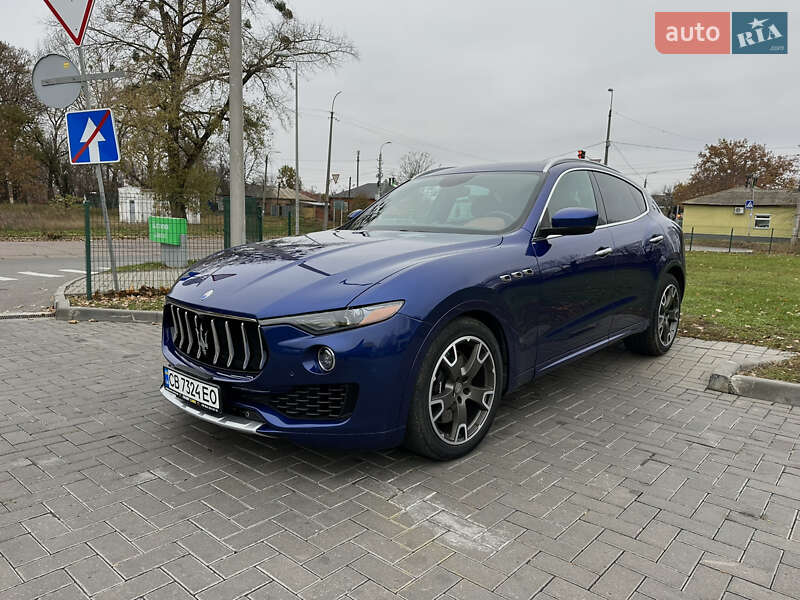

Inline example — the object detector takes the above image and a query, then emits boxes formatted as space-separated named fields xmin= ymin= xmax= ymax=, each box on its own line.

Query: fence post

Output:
xmin=689 ymin=227 xmax=694 ymax=252
xmin=84 ymin=199 xmax=92 ymax=301
xmin=728 ymin=227 xmax=734 ymax=253
xmin=257 ymin=206 xmax=263 ymax=242
xmin=223 ymin=197 xmax=230 ymax=248
xmin=287 ymin=210 xmax=292 ymax=236
xmin=768 ymin=228 xmax=774 ymax=254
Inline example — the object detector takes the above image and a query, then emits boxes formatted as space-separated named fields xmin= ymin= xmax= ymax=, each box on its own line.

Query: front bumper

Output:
xmin=161 ymin=310 xmax=430 ymax=449
xmin=160 ymin=385 xmax=264 ymax=434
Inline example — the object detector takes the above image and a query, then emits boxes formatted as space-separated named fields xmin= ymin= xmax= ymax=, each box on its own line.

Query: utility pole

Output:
xmin=229 ymin=0 xmax=245 ymax=246
xmin=604 ymin=88 xmax=614 ymax=166
xmin=262 ymin=151 xmax=269 ymax=209
xmin=746 ymin=174 xmax=758 ymax=238
xmin=294 ymin=62 xmax=300 ymax=235
xmin=78 ymin=46 xmax=119 ymax=291
xmin=262 ymin=150 xmax=279 ymax=215
xmin=323 ymin=91 xmax=342 ymax=230
xmin=793 ymin=186 xmax=800 ymax=246
xmin=356 ymin=150 xmax=360 ymax=188
xmin=794 ymin=150 xmax=800 ymax=246
xmin=346 ymin=175 xmax=352 ymax=226
xmin=377 ymin=141 xmax=391 ymax=199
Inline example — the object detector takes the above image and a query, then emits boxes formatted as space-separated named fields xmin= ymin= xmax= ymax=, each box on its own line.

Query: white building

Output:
xmin=117 ymin=186 xmax=201 ymax=224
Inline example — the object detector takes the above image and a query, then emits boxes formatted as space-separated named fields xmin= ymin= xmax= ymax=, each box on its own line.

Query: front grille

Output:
xmin=238 ymin=384 xmax=358 ymax=421
xmin=166 ymin=302 xmax=266 ymax=373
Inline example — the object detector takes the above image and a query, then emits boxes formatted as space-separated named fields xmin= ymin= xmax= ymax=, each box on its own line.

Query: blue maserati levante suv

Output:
xmin=161 ymin=158 xmax=684 ymax=459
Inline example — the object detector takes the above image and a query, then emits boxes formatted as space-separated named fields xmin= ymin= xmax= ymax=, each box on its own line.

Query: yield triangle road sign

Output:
xmin=43 ymin=0 xmax=96 ymax=46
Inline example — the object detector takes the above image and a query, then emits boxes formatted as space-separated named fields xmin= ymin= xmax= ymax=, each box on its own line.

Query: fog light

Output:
xmin=317 ymin=346 xmax=336 ymax=372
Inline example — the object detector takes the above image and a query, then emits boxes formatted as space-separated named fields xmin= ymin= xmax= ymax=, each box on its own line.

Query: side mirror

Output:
xmin=347 ymin=209 xmax=364 ymax=221
xmin=538 ymin=207 xmax=598 ymax=237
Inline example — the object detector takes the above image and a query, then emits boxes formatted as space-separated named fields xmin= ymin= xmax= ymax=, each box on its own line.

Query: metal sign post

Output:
xmin=78 ymin=45 xmax=119 ymax=291
xmin=40 ymin=0 xmax=123 ymax=291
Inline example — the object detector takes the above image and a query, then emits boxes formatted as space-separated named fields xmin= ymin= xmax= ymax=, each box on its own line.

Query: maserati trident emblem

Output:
xmin=197 ymin=322 xmax=209 ymax=356
xmin=200 ymin=289 xmax=214 ymax=301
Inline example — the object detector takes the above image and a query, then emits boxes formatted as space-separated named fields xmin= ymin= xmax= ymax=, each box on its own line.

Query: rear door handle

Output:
xmin=648 ymin=234 xmax=664 ymax=244
xmin=594 ymin=247 xmax=613 ymax=257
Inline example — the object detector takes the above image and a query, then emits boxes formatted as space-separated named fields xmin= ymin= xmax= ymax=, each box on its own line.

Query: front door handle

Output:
xmin=594 ymin=247 xmax=613 ymax=257
xmin=648 ymin=234 xmax=664 ymax=244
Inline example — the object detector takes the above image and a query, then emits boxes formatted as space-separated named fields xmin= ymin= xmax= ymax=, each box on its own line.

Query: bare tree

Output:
xmin=398 ymin=151 xmax=435 ymax=182
xmin=70 ymin=0 xmax=356 ymax=216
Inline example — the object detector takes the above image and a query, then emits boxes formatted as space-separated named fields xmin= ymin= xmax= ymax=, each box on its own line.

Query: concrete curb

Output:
xmin=708 ymin=358 xmax=800 ymax=405
xmin=53 ymin=278 xmax=162 ymax=324
xmin=728 ymin=375 xmax=800 ymax=406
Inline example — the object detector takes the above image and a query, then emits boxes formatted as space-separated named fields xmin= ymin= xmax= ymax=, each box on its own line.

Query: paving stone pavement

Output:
xmin=1 ymin=318 xmax=799 ymax=600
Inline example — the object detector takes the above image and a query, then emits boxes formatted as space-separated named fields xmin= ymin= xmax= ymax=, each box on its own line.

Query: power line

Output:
xmin=612 ymin=111 xmax=708 ymax=143
xmin=613 ymin=140 xmax=699 ymax=153
xmin=540 ymin=141 xmax=606 ymax=161
xmin=612 ymin=144 xmax=643 ymax=182
xmin=336 ymin=112 xmax=493 ymax=162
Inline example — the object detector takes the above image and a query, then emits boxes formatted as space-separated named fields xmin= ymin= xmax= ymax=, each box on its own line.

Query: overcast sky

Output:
xmin=7 ymin=1 xmax=799 ymax=194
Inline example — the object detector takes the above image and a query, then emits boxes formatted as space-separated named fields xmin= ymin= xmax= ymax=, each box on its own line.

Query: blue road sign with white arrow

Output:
xmin=66 ymin=108 xmax=120 ymax=165
xmin=745 ymin=199 xmax=754 ymax=209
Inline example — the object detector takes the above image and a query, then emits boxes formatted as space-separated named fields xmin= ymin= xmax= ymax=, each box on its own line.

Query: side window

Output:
xmin=540 ymin=170 xmax=600 ymax=229
xmin=594 ymin=172 xmax=647 ymax=223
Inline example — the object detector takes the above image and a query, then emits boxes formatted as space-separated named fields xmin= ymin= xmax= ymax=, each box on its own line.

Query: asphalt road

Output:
xmin=0 ymin=238 xmax=225 ymax=314
xmin=0 ymin=241 xmax=86 ymax=314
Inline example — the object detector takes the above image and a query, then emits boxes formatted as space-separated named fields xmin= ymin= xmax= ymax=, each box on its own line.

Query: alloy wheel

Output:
xmin=428 ymin=336 xmax=496 ymax=446
xmin=657 ymin=283 xmax=680 ymax=347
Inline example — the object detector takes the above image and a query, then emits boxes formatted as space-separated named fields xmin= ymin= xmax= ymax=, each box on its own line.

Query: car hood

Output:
xmin=168 ymin=229 xmax=501 ymax=318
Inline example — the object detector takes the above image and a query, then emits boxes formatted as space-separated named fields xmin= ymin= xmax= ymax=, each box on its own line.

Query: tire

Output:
xmin=624 ymin=273 xmax=682 ymax=356
xmin=404 ymin=317 xmax=504 ymax=460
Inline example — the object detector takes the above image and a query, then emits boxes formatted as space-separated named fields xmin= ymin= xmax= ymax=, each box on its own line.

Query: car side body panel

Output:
xmin=160 ymin=159 xmax=685 ymax=450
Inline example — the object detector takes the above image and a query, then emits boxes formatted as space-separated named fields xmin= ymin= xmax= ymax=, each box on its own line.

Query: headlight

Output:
xmin=258 ymin=301 xmax=404 ymax=334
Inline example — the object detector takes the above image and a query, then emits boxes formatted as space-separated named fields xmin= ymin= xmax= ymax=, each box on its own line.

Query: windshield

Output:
xmin=342 ymin=171 xmax=543 ymax=233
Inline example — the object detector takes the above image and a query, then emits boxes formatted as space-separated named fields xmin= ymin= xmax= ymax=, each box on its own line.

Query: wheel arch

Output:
xmin=458 ymin=309 xmax=511 ymax=393
xmin=399 ymin=296 xmax=519 ymax=427
xmin=664 ymin=261 xmax=685 ymax=296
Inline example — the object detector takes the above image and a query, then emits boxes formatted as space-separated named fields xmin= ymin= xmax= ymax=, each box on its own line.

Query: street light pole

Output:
xmin=356 ymin=150 xmax=360 ymax=188
xmin=377 ymin=141 xmax=391 ymax=198
xmin=604 ymin=88 xmax=614 ymax=166
xmin=274 ymin=50 xmax=301 ymax=235
xmin=323 ymin=91 xmax=342 ymax=230
xmin=229 ymin=0 xmax=245 ymax=247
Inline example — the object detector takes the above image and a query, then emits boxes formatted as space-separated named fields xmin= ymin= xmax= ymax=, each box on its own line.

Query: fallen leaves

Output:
xmin=68 ymin=286 xmax=168 ymax=312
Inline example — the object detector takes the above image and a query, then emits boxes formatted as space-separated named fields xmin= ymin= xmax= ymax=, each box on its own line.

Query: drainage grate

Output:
xmin=0 ymin=312 xmax=55 ymax=320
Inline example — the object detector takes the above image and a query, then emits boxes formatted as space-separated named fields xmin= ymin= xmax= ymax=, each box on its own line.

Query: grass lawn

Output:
xmin=1 ymin=203 xmax=310 ymax=241
xmin=680 ymin=251 xmax=800 ymax=382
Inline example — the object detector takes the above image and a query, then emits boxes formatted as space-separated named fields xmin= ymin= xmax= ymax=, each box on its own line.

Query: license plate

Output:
xmin=163 ymin=367 xmax=220 ymax=413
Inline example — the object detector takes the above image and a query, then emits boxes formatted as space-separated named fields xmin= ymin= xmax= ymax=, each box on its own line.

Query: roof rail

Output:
xmin=542 ymin=157 xmax=620 ymax=173
xmin=416 ymin=166 xmax=453 ymax=178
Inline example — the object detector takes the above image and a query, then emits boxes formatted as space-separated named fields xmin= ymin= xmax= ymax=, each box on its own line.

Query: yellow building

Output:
xmin=682 ymin=187 xmax=799 ymax=239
